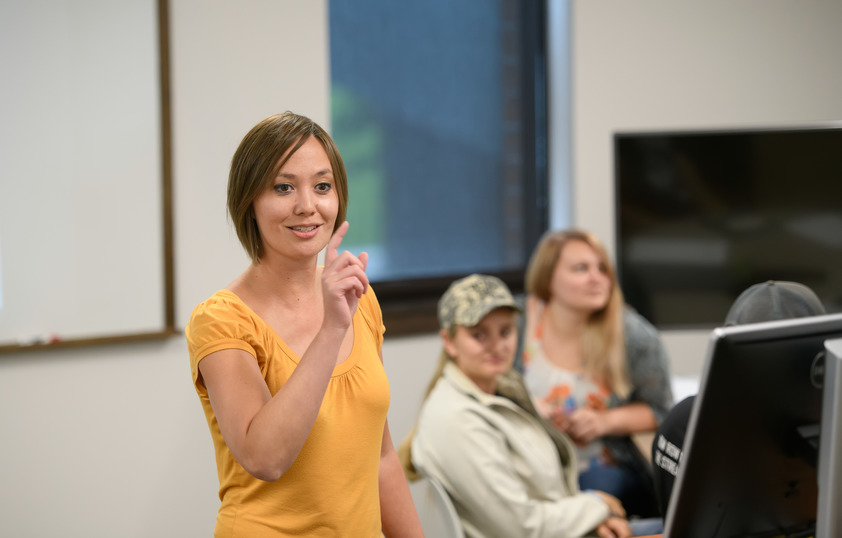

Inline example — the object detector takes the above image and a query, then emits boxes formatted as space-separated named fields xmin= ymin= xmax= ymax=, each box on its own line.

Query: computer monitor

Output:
xmin=817 ymin=337 xmax=842 ymax=537
xmin=663 ymin=313 xmax=842 ymax=538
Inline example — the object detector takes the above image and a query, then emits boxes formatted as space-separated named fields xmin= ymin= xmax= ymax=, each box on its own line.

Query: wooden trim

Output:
xmin=0 ymin=328 xmax=182 ymax=355
xmin=158 ymin=0 xmax=176 ymax=333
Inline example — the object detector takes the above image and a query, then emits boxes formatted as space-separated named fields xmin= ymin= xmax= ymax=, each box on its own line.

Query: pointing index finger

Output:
xmin=324 ymin=221 xmax=349 ymax=266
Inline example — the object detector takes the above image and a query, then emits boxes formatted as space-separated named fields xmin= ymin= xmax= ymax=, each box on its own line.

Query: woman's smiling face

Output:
xmin=251 ymin=136 xmax=339 ymax=262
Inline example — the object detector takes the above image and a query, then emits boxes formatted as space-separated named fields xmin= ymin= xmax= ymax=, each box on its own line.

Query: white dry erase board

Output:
xmin=0 ymin=0 xmax=175 ymax=353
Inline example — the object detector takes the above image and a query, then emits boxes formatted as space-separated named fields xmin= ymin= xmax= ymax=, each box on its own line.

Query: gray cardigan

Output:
xmin=604 ymin=308 xmax=674 ymax=478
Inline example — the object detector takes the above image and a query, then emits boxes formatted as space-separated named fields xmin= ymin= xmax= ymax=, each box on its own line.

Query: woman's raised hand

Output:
xmin=321 ymin=221 xmax=369 ymax=330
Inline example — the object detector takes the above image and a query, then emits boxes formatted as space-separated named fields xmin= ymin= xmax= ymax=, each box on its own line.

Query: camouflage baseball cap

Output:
xmin=438 ymin=274 xmax=521 ymax=330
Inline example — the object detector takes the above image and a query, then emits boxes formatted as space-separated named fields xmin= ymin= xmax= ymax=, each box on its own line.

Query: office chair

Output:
xmin=409 ymin=475 xmax=464 ymax=538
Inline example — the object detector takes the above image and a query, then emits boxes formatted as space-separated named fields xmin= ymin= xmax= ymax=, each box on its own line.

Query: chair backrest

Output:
xmin=409 ymin=475 xmax=464 ymax=538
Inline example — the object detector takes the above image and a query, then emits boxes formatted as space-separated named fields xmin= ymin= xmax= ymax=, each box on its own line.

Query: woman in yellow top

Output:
xmin=186 ymin=112 xmax=423 ymax=537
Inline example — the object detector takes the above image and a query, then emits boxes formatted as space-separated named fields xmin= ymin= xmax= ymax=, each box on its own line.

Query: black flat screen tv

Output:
xmin=614 ymin=124 xmax=842 ymax=329
xmin=663 ymin=313 xmax=842 ymax=537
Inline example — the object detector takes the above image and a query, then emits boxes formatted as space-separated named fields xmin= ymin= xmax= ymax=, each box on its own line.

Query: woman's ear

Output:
xmin=440 ymin=328 xmax=458 ymax=359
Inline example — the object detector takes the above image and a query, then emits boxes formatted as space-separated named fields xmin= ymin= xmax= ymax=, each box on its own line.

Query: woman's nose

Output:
xmin=294 ymin=191 xmax=315 ymax=214
xmin=491 ymin=335 xmax=511 ymax=353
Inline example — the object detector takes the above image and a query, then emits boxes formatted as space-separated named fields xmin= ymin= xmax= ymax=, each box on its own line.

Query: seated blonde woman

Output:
xmin=400 ymin=274 xmax=662 ymax=538
xmin=521 ymin=229 xmax=673 ymax=518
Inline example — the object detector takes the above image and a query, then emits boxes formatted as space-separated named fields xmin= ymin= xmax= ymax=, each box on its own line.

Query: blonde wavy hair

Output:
xmin=524 ymin=229 xmax=630 ymax=397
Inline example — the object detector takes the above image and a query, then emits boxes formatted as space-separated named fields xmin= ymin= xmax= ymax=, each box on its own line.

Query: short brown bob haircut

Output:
xmin=227 ymin=112 xmax=348 ymax=263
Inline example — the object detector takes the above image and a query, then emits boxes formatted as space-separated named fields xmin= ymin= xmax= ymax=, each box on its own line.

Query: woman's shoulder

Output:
xmin=623 ymin=306 xmax=663 ymax=348
xmin=355 ymin=284 xmax=384 ymax=340
xmin=417 ymin=395 xmax=499 ymax=455
xmin=357 ymin=284 xmax=380 ymax=314
xmin=422 ymin=375 xmax=464 ymax=408
xmin=621 ymin=306 xmax=672 ymax=397
xmin=623 ymin=305 xmax=656 ymax=332
xmin=185 ymin=289 xmax=264 ymax=351
xmin=421 ymin=376 xmax=486 ymax=422
xmin=188 ymin=289 xmax=253 ymax=325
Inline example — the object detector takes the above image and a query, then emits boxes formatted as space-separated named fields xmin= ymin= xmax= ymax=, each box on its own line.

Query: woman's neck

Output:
xmin=448 ymin=361 xmax=498 ymax=395
xmin=538 ymin=300 xmax=590 ymax=372
xmin=232 ymin=255 xmax=321 ymax=308
xmin=477 ymin=378 xmax=497 ymax=395
xmin=543 ymin=299 xmax=589 ymax=338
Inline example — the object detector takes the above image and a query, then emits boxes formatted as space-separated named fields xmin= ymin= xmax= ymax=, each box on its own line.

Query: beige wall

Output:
xmin=1 ymin=1 xmax=841 ymax=535
xmin=570 ymin=0 xmax=842 ymax=375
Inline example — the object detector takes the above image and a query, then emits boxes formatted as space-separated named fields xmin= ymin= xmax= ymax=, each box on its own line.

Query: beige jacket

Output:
xmin=411 ymin=362 xmax=610 ymax=538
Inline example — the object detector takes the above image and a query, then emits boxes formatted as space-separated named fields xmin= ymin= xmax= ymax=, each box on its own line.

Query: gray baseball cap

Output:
xmin=438 ymin=274 xmax=521 ymax=331
xmin=724 ymin=280 xmax=826 ymax=326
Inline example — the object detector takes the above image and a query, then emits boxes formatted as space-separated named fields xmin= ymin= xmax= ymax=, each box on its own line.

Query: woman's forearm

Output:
xmin=254 ymin=327 xmax=348 ymax=470
xmin=603 ymin=402 xmax=657 ymax=436
xmin=378 ymin=428 xmax=424 ymax=537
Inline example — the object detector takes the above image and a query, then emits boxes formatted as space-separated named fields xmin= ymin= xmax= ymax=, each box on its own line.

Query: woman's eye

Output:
xmin=315 ymin=182 xmax=332 ymax=193
xmin=273 ymin=183 xmax=292 ymax=194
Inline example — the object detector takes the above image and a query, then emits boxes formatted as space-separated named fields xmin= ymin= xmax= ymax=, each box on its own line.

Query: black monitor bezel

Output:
xmin=664 ymin=313 xmax=842 ymax=537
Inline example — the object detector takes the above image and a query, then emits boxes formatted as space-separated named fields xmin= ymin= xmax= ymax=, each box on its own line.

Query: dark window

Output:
xmin=329 ymin=0 xmax=548 ymax=334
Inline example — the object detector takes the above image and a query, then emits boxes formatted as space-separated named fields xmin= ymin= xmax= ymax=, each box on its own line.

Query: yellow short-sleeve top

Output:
xmin=186 ymin=286 xmax=389 ymax=537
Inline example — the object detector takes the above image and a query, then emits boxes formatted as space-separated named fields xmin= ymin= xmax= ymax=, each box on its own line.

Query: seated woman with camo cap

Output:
xmin=398 ymin=274 xmax=662 ymax=538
